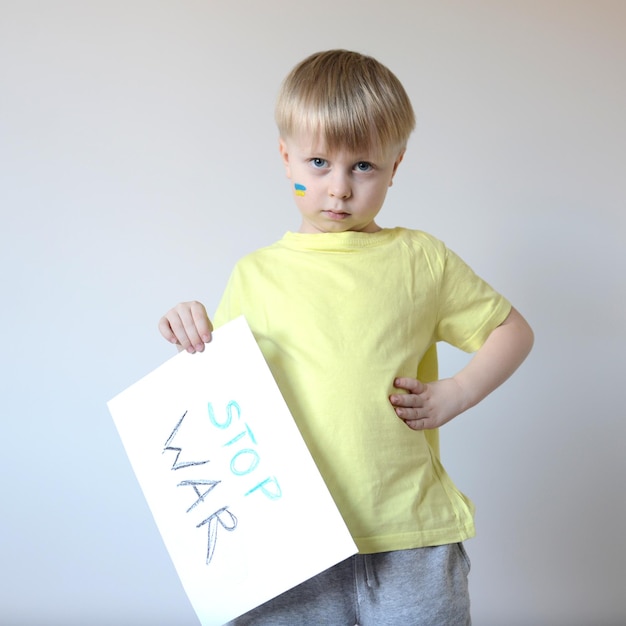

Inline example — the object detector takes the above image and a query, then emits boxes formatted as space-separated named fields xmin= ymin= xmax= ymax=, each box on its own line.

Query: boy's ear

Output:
xmin=389 ymin=148 xmax=406 ymax=187
xmin=278 ymin=138 xmax=292 ymax=178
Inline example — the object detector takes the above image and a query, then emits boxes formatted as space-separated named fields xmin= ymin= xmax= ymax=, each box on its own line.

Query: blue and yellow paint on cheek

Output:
xmin=294 ymin=183 xmax=306 ymax=197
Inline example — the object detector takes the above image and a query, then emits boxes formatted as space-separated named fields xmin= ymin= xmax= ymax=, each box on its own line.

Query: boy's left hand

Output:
xmin=390 ymin=308 xmax=534 ymax=431
xmin=389 ymin=377 xmax=469 ymax=431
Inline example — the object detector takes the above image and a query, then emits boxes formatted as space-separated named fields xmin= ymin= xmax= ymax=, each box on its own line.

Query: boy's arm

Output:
xmin=158 ymin=301 xmax=214 ymax=353
xmin=390 ymin=307 xmax=534 ymax=431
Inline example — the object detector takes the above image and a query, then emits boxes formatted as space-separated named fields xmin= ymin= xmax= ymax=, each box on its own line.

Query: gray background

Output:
xmin=1 ymin=1 xmax=624 ymax=624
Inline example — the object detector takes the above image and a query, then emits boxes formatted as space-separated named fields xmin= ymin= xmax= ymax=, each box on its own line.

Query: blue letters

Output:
xmin=207 ymin=401 xmax=282 ymax=501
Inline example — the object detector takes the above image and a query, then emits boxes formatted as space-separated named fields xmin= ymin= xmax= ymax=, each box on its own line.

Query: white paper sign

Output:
xmin=107 ymin=316 xmax=357 ymax=626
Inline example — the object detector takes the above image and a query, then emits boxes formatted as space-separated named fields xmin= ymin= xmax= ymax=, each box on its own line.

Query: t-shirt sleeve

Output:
xmin=434 ymin=246 xmax=511 ymax=352
xmin=213 ymin=265 xmax=243 ymax=329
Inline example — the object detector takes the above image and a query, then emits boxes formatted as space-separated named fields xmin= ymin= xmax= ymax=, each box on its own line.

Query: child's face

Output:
xmin=279 ymin=133 xmax=404 ymax=234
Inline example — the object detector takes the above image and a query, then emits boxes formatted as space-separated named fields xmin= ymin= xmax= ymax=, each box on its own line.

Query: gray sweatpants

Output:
xmin=228 ymin=543 xmax=471 ymax=625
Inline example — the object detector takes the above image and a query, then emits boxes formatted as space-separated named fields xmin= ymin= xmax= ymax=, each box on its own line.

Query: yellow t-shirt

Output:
xmin=214 ymin=227 xmax=511 ymax=553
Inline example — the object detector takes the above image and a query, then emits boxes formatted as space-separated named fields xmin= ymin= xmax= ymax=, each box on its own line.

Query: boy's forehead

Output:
xmin=288 ymin=131 xmax=392 ymax=160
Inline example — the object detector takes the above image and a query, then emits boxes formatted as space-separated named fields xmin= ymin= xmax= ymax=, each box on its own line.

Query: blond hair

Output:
xmin=275 ymin=49 xmax=415 ymax=153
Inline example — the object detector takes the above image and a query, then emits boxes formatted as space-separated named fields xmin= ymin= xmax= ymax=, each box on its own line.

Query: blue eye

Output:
xmin=355 ymin=162 xmax=373 ymax=172
xmin=311 ymin=158 xmax=327 ymax=168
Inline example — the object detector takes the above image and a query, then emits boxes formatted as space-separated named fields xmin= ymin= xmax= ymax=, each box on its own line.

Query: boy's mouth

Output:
xmin=324 ymin=210 xmax=350 ymax=220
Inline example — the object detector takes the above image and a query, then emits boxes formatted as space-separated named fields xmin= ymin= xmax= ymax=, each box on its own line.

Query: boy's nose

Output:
xmin=328 ymin=175 xmax=352 ymax=199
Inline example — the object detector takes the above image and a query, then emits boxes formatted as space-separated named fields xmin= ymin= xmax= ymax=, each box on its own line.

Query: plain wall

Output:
xmin=1 ymin=1 xmax=624 ymax=624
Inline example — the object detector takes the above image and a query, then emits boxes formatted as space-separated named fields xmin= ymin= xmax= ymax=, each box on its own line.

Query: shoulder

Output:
xmin=225 ymin=239 xmax=294 ymax=288
xmin=388 ymin=226 xmax=444 ymax=246
xmin=389 ymin=227 xmax=448 ymax=263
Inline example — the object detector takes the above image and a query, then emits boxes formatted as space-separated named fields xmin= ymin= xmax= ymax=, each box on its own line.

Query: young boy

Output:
xmin=159 ymin=50 xmax=533 ymax=625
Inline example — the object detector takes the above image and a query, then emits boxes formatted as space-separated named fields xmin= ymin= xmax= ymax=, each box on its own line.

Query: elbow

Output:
xmin=522 ymin=320 xmax=535 ymax=360
xmin=509 ymin=306 xmax=535 ymax=360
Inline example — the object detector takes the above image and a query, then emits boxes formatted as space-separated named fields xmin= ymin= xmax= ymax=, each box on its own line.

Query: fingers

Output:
xmin=389 ymin=391 xmax=421 ymax=409
xmin=392 ymin=404 xmax=429 ymax=429
xmin=390 ymin=377 xmax=429 ymax=430
xmin=393 ymin=377 xmax=426 ymax=394
xmin=391 ymin=399 xmax=429 ymax=430
xmin=158 ymin=301 xmax=214 ymax=353
xmin=390 ymin=378 xmax=462 ymax=431
xmin=389 ymin=378 xmax=425 ymax=412
xmin=404 ymin=417 xmax=429 ymax=431
xmin=389 ymin=391 xmax=424 ymax=418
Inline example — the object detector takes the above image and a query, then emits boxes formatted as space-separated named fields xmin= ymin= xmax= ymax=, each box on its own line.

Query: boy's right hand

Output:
xmin=158 ymin=301 xmax=213 ymax=353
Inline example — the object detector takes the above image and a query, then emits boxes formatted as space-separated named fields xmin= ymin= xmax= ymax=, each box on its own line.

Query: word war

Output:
xmin=163 ymin=400 xmax=283 ymax=565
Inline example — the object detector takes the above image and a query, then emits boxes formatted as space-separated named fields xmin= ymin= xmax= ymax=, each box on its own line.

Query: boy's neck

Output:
xmin=297 ymin=222 xmax=383 ymax=234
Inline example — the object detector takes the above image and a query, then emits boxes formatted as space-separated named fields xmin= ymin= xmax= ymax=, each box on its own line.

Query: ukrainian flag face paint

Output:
xmin=294 ymin=183 xmax=306 ymax=197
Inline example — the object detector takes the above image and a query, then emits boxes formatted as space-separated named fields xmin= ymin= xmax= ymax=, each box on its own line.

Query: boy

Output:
xmin=159 ymin=50 xmax=534 ymax=625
